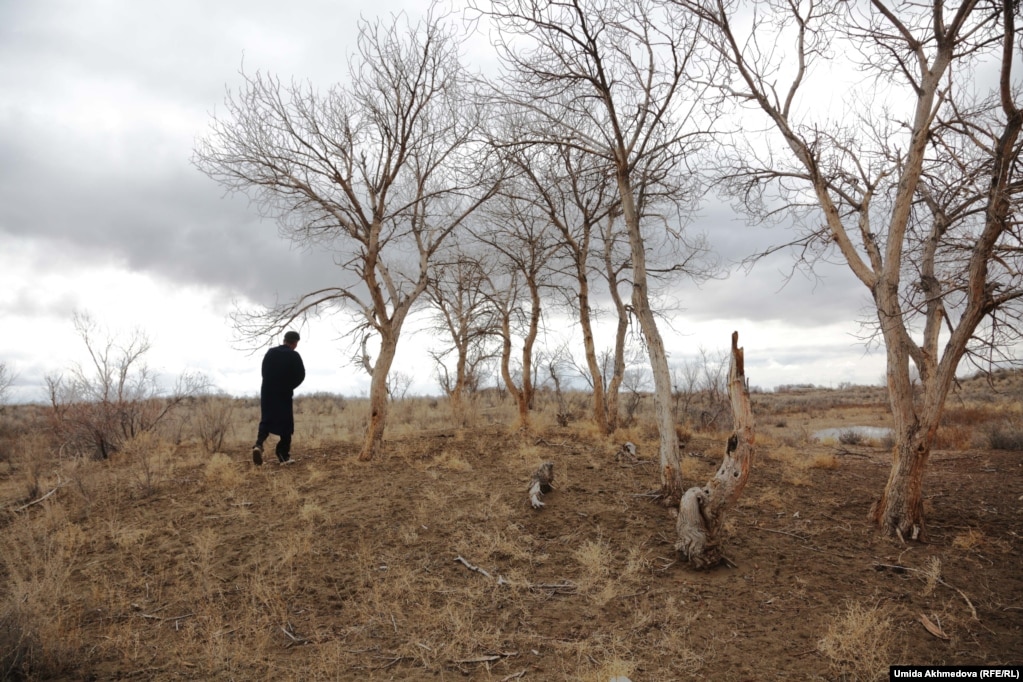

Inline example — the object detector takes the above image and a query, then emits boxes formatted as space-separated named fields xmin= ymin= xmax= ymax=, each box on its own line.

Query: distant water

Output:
xmin=812 ymin=426 xmax=893 ymax=442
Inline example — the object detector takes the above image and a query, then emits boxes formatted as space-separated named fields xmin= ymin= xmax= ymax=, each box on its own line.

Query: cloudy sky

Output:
xmin=0 ymin=0 xmax=887 ymax=403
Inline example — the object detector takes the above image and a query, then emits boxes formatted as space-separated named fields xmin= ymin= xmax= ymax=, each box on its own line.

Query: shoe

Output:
xmin=279 ymin=457 xmax=295 ymax=466
xmin=252 ymin=444 xmax=263 ymax=466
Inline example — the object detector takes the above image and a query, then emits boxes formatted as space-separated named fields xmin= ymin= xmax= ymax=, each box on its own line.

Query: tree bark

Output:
xmin=872 ymin=430 xmax=928 ymax=540
xmin=675 ymin=332 xmax=756 ymax=568
xmin=602 ymin=220 xmax=629 ymax=434
xmin=359 ymin=330 xmax=398 ymax=461
xmin=618 ymin=173 xmax=682 ymax=504
xmin=577 ymin=274 xmax=609 ymax=435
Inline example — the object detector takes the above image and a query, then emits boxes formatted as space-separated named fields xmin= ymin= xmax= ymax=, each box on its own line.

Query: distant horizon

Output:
xmin=8 ymin=363 xmax=1021 ymax=407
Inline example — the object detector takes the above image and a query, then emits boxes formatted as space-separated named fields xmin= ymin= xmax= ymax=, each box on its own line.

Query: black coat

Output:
xmin=259 ymin=344 xmax=305 ymax=436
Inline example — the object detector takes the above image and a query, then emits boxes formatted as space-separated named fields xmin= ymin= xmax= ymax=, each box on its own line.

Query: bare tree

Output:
xmin=683 ymin=0 xmax=1022 ymax=537
xmin=505 ymin=138 xmax=621 ymax=433
xmin=0 ymin=362 xmax=14 ymax=406
xmin=47 ymin=312 xmax=207 ymax=459
xmin=475 ymin=192 xmax=559 ymax=429
xmin=425 ymin=248 xmax=497 ymax=417
xmin=476 ymin=0 xmax=720 ymax=503
xmin=672 ymin=346 xmax=730 ymax=431
xmin=195 ymin=8 xmax=498 ymax=460
xmin=599 ymin=212 xmax=635 ymax=432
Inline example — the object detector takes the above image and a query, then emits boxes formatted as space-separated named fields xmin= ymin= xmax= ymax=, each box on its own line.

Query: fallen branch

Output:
xmin=15 ymin=478 xmax=70 ymax=512
xmin=281 ymin=623 xmax=311 ymax=647
xmin=751 ymin=526 xmax=810 ymax=541
xmin=834 ymin=448 xmax=873 ymax=458
xmin=140 ymin=612 xmax=194 ymax=622
xmin=919 ymin=613 xmax=951 ymax=640
xmin=454 ymin=555 xmax=493 ymax=579
xmin=874 ymin=563 xmax=978 ymax=620
xmin=453 ymin=652 xmax=517 ymax=664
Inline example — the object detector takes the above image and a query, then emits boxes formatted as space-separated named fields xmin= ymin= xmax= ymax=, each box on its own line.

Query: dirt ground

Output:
xmin=3 ymin=410 xmax=1018 ymax=681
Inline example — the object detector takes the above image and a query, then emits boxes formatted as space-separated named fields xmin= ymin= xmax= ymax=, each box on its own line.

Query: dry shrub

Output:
xmin=585 ymin=656 xmax=637 ymax=682
xmin=839 ymin=428 xmax=865 ymax=445
xmin=675 ymin=423 xmax=692 ymax=448
xmin=742 ymin=486 xmax=785 ymax=510
xmin=195 ymin=394 xmax=235 ymax=453
xmin=933 ymin=423 xmax=973 ymax=450
xmin=984 ymin=419 xmax=1023 ymax=451
xmin=818 ymin=600 xmax=894 ymax=681
xmin=806 ymin=452 xmax=840 ymax=469
xmin=763 ymin=444 xmax=799 ymax=464
xmin=433 ymin=448 xmax=473 ymax=472
xmin=951 ymin=528 xmax=1011 ymax=553
xmin=299 ymin=500 xmax=328 ymax=524
xmin=118 ymin=431 xmax=175 ymax=495
xmin=953 ymin=528 xmax=985 ymax=550
xmin=0 ymin=513 xmax=88 ymax=678
xmin=574 ymin=538 xmax=622 ymax=606
xmin=204 ymin=452 xmax=245 ymax=488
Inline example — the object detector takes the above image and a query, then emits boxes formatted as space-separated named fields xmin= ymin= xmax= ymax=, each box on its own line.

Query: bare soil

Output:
xmin=2 ymin=394 xmax=1022 ymax=680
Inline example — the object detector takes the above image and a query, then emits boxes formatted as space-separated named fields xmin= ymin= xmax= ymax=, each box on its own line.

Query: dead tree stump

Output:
xmin=528 ymin=461 xmax=555 ymax=509
xmin=675 ymin=331 xmax=756 ymax=568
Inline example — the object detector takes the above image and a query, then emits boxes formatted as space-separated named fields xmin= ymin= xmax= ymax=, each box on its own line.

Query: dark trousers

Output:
xmin=256 ymin=426 xmax=292 ymax=462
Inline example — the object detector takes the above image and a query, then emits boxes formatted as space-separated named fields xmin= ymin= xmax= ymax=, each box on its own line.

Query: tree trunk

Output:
xmin=617 ymin=173 xmax=682 ymax=503
xmin=358 ymin=330 xmax=398 ymax=461
xmin=867 ymin=284 xmax=934 ymax=538
xmin=498 ymin=310 xmax=529 ymax=431
xmin=872 ymin=430 xmax=929 ymax=540
xmin=449 ymin=348 xmax=468 ymax=423
xmin=603 ymin=229 xmax=629 ymax=434
xmin=675 ymin=332 xmax=756 ymax=568
xmin=577 ymin=276 xmax=609 ymax=434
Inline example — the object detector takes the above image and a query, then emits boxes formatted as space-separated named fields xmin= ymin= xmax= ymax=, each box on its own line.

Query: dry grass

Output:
xmin=1 ymin=375 xmax=1021 ymax=679
xmin=818 ymin=600 xmax=895 ymax=681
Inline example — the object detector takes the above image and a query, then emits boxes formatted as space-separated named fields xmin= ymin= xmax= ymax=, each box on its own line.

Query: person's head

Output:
xmin=283 ymin=330 xmax=300 ymax=348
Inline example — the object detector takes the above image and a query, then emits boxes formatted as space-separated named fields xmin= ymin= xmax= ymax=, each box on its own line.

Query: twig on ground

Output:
xmin=834 ymin=448 xmax=873 ymax=458
xmin=140 ymin=612 xmax=194 ymax=622
xmin=453 ymin=652 xmax=517 ymax=664
xmin=751 ymin=526 xmax=809 ymax=541
xmin=874 ymin=563 xmax=978 ymax=620
xmin=454 ymin=555 xmax=493 ymax=579
xmin=281 ymin=623 xmax=311 ymax=647
xmin=15 ymin=477 xmax=70 ymax=512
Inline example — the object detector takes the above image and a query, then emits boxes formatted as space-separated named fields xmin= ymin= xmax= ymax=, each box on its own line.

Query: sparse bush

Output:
xmin=818 ymin=600 xmax=894 ymax=681
xmin=934 ymin=423 xmax=973 ymax=450
xmin=839 ymin=428 xmax=864 ymax=445
xmin=985 ymin=420 xmax=1023 ymax=451
xmin=119 ymin=431 xmax=175 ymax=495
xmin=195 ymin=393 xmax=236 ymax=454
xmin=0 ymin=514 xmax=87 ymax=679
xmin=46 ymin=312 xmax=208 ymax=459
xmin=0 ymin=361 xmax=14 ymax=406
xmin=204 ymin=452 xmax=244 ymax=488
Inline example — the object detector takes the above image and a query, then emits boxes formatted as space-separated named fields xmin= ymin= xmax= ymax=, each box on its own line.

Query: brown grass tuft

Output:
xmin=818 ymin=600 xmax=895 ymax=681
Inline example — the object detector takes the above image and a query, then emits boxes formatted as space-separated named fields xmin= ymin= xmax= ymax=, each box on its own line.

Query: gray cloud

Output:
xmin=0 ymin=0 xmax=400 ymax=307
xmin=0 ymin=0 xmax=890 ymax=400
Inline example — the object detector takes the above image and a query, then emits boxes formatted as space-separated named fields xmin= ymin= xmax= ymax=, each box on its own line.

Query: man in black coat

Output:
xmin=252 ymin=330 xmax=305 ymax=466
